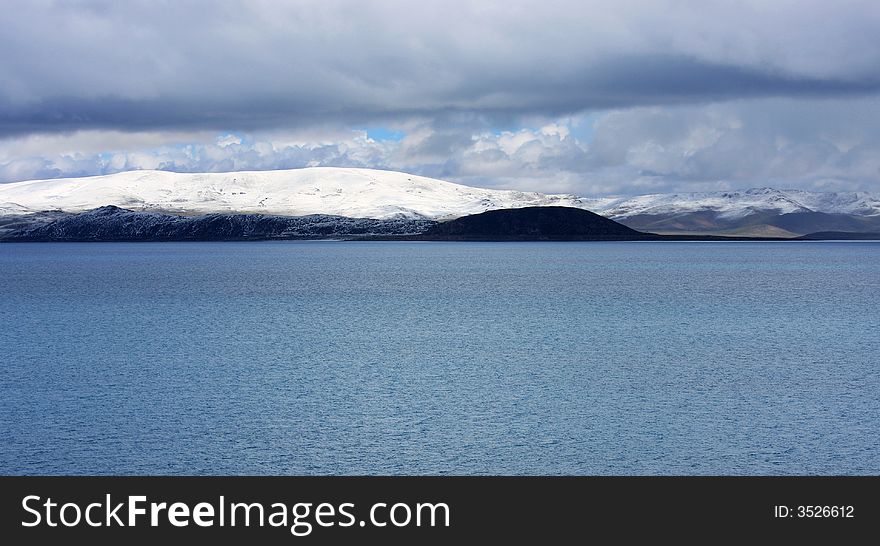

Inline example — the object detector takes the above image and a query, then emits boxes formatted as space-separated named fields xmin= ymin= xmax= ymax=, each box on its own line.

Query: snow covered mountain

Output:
xmin=0 ymin=167 xmax=586 ymax=220
xmin=581 ymin=187 xmax=880 ymax=219
xmin=1 ymin=168 xmax=878 ymax=236
xmin=578 ymin=187 xmax=880 ymax=236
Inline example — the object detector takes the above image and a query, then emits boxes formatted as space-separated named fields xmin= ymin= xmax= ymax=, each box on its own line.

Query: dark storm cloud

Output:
xmin=3 ymin=0 xmax=880 ymax=193
xmin=1 ymin=56 xmax=875 ymax=138
xmin=1 ymin=0 xmax=879 ymax=136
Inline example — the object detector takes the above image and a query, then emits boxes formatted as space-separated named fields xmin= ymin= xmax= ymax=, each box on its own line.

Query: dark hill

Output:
xmin=417 ymin=206 xmax=654 ymax=241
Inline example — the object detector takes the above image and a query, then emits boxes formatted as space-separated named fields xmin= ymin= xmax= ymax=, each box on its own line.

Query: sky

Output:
xmin=1 ymin=0 xmax=879 ymax=196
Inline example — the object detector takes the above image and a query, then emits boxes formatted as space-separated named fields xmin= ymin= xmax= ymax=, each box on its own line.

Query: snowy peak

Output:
xmin=584 ymin=187 xmax=880 ymax=219
xmin=778 ymin=189 xmax=880 ymax=217
xmin=0 ymin=167 xmax=586 ymax=220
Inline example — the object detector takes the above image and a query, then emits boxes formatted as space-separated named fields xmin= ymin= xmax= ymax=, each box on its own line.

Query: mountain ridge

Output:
xmin=583 ymin=187 xmax=880 ymax=218
xmin=0 ymin=167 xmax=585 ymax=220
xmin=1 ymin=168 xmax=879 ymax=236
xmin=1 ymin=205 xmax=434 ymax=242
xmin=2 ymin=205 xmax=873 ymax=242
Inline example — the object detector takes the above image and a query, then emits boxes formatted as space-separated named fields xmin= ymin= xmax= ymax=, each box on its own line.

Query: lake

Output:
xmin=1 ymin=241 xmax=878 ymax=475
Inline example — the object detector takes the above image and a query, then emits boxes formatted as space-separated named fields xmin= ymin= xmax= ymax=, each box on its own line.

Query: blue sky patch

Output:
xmin=361 ymin=127 xmax=405 ymax=141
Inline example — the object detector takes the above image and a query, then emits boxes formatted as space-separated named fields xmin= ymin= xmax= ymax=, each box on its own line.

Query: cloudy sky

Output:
xmin=1 ymin=0 xmax=879 ymax=195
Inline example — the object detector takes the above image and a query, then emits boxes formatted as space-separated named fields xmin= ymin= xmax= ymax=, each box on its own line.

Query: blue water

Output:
xmin=1 ymin=241 xmax=878 ymax=475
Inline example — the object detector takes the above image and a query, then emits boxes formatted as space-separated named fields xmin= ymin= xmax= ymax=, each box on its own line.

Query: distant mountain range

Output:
xmin=583 ymin=187 xmax=880 ymax=237
xmin=1 ymin=168 xmax=879 ymax=239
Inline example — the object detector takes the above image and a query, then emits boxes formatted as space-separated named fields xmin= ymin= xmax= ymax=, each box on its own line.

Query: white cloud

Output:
xmin=2 ymin=97 xmax=880 ymax=195
xmin=216 ymin=134 xmax=241 ymax=147
xmin=583 ymin=97 xmax=880 ymax=192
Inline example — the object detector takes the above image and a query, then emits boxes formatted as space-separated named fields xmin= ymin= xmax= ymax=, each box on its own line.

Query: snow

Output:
xmin=0 ymin=168 xmax=878 ymax=220
xmin=0 ymin=167 xmax=586 ymax=220
xmin=0 ymin=202 xmax=30 ymax=215
xmin=778 ymin=189 xmax=880 ymax=217
xmin=580 ymin=188 xmax=880 ymax=218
